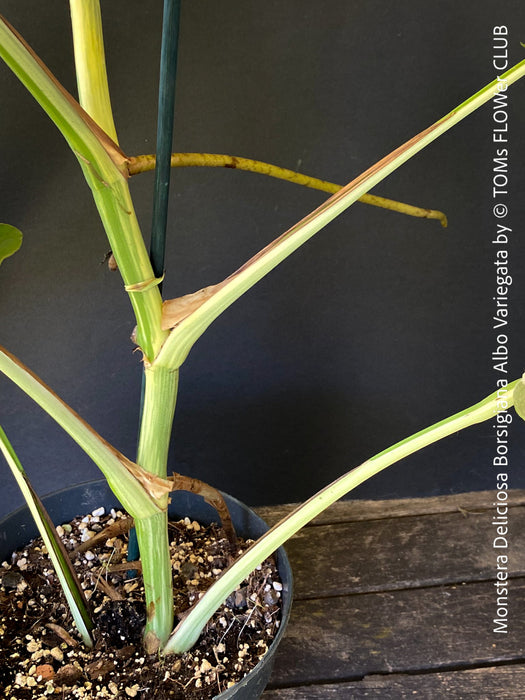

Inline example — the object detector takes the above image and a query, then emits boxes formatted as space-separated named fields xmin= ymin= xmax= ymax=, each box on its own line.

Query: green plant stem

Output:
xmin=165 ymin=379 xmax=518 ymax=653
xmin=135 ymin=511 xmax=174 ymax=652
xmin=70 ymin=3 xmax=177 ymax=647
xmin=0 ymin=16 xmax=167 ymax=361
xmin=134 ymin=366 xmax=179 ymax=645
xmin=68 ymin=0 xmax=165 ymax=359
xmin=137 ymin=367 xmax=179 ymax=479
xmin=69 ymin=0 xmax=118 ymax=142
xmin=84 ymin=172 xmax=167 ymax=360
xmin=68 ymin=0 xmax=165 ymax=353
xmin=128 ymin=0 xmax=182 ymax=588
xmin=128 ymin=152 xmax=448 ymax=227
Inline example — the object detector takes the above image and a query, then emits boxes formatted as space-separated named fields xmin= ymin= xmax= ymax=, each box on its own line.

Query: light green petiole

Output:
xmin=69 ymin=0 xmax=119 ymax=142
xmin=154 ymin=60 xmax=525 ymax=371
xmin=165 ymin=380 xmax=519 ymax=653
xmin=0 ymin=15 xmax=167 ymax=361
xmin=0 ymin=426 xmax=94 ymax=647
xmin=0 ymin=346 xmax=162 ymax=519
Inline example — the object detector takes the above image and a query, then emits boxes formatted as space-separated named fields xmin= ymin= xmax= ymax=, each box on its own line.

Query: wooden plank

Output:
xmin=284 ymin=508 xmax=525 ymax=598
xmin=269 ymin=579 xmax=525 ymax=686
xmin=255 ymin=490 xmax=525 ymax=527
xmin=263 ymin=664 xmax=525 ymax=699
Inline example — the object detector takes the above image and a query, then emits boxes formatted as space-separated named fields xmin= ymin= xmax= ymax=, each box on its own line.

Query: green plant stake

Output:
xmin=127 ymin=0 xmax=183 ymax=571
xmin=151 ymin=0 xmax=182 ymax=282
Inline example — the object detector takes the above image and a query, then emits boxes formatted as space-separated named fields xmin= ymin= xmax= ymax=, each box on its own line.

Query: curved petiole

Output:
xmin=165 ymin=378 xmax=519 ymax=653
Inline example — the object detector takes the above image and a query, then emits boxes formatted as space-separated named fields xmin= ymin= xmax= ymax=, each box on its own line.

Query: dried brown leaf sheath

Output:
xmin=161 ymin=285 xmax=218 ymax=330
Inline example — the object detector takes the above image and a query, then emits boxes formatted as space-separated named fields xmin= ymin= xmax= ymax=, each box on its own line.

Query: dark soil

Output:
xmin=0 ymin=507 xmax=283 ymax=698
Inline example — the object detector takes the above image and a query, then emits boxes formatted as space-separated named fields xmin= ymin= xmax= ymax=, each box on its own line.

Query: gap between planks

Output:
xmin=262 ymin=663 xmax=525 ymax=699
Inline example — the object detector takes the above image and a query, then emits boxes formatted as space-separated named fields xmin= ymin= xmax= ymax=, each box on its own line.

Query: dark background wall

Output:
xmin=1 ymin=1 xmax=525 ymax=518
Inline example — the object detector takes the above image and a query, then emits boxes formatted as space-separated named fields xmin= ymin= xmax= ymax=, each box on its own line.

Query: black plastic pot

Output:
xmin=0 ymin=479 xmax=293 ymax=700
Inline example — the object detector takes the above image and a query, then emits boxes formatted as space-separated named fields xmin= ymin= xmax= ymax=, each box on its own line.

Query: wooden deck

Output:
xmin=255 ymin=490 xmax=525 ymax=698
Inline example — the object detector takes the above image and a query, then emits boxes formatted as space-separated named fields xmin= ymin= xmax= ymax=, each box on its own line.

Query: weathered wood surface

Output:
xmin=269 ymin=580 xmax=525 ymax=686
xmin=262 ymin=665 xmax=525 ymax=699
xmin=258 ymin=491 xmax=525 ymax=698
xmin=255 ymin=489 xmax=525 ymax=527
xmin=279 ymin=509 xmax=525 ymax=598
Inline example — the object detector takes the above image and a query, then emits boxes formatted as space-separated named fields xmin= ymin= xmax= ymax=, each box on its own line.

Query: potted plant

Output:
xmin=1 ymin=2 xmax=525 ymax=698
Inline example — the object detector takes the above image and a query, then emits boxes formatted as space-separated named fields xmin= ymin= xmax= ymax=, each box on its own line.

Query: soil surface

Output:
xmin=0 ymin=507 xmax=282 ymax=699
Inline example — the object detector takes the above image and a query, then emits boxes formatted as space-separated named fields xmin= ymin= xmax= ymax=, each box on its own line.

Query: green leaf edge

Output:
xmin=513 ymin=374 xmax=525 ymax=421
xmin=0 ymin=223 xmax=22 ymax=265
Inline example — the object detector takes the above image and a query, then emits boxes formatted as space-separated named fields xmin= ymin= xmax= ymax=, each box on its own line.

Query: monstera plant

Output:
xmin=0 ymin=2 xmax=525 ymax=698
